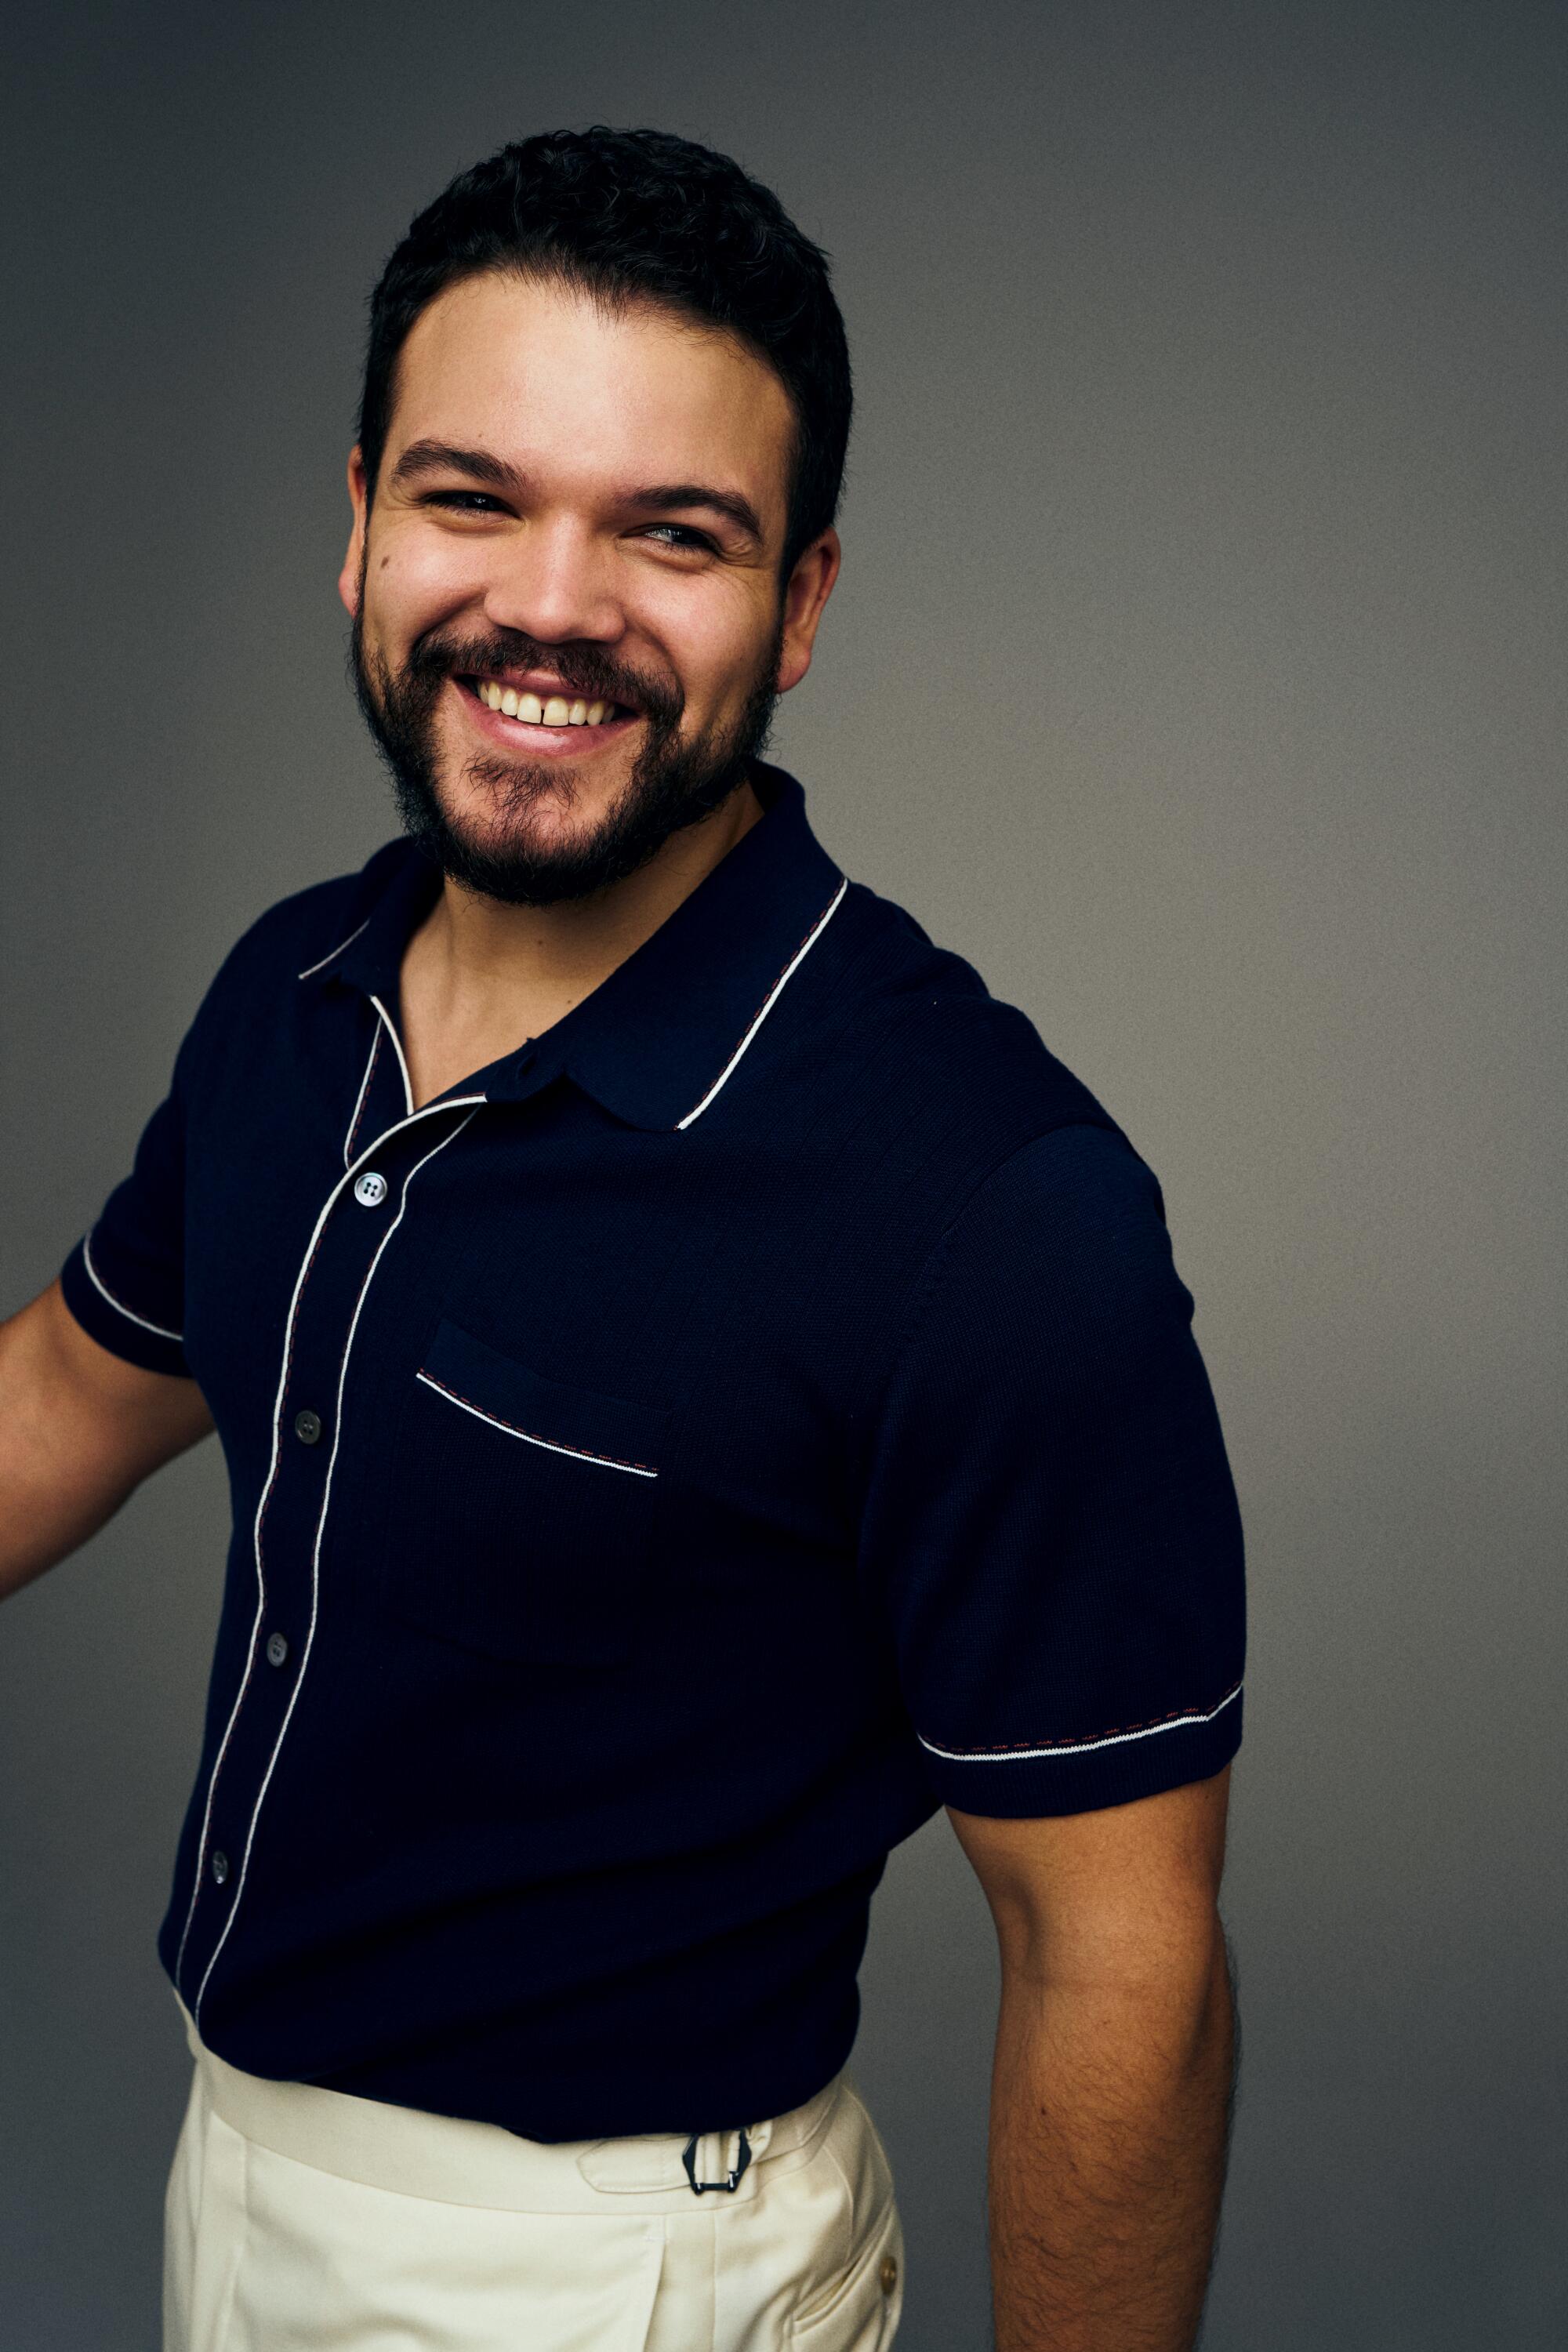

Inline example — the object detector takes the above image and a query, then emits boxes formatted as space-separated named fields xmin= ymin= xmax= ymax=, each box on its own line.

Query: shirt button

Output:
xmin=294 ymin=1409 xmax=323 ymax=1446
xmin=266 ymin=1632 xmax=290 ymax=1668
xmin=211 ymin=1850 xmax=230 ymax=1886
xmin=880 ymin=2254 xmax=898 ymax=2296
xmin=354 ymin=1171 xmax=388 ymax=1207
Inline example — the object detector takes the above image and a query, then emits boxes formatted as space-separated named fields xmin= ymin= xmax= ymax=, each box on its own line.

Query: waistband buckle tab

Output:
xmin=681 ymin=2125 xmax=753 ymax=2194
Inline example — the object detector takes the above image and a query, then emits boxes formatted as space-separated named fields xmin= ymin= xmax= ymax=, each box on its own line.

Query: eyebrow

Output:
xmin=390 ymin=441 xmax=521 ymax=494
xmin=387 ymin=440 xmax=764 ymax=546
xmin=628 ymin=482 xmax=763 ymax=544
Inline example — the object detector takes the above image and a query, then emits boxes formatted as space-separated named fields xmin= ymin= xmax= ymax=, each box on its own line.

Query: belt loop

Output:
xmin=682 ymin=2125 xmax=753 ymax=2194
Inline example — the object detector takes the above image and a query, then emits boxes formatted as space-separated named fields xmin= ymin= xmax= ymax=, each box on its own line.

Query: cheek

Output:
xmin=633 ymin=578 xmax=773 ymax=717
xmin=368 ymin=527 xmax=486 ymax=637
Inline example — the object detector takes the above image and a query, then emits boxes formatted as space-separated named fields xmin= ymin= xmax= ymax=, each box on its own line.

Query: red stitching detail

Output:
xmin=929 ymin=1682 xmax=1243 ymax=1755
xmin=343 ymin=1028 xmax=381 ymax=1166
xmin=419 ymin=1370 xmax=659 ymax=1475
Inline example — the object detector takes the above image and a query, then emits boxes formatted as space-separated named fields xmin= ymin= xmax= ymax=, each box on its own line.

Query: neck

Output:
xmin=397 ymin=777 xmax=765 ymax=1106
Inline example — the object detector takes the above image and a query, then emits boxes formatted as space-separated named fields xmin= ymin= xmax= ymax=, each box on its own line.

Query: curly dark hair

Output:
xmin=357 ymin=126 xmax=852 ymax=578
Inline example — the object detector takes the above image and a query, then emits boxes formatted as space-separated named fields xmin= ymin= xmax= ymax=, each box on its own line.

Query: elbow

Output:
xmin=998 ymin=1890 xmax=1231 ymax=2020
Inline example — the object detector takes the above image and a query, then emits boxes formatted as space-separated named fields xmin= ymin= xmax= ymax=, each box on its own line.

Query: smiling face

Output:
xmin=341 ymin=271 xmax=840 ymax=905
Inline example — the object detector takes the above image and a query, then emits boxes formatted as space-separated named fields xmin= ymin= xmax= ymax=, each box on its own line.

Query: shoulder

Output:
xmin=215 ymin=839 xmax=408 ymax=988
xmin=921 ymin=1123 xmax=1181 ymax=1325
xmin=880 ymin=1124 xmax=1202 ymax=1433
xmin=213 ymin=842 xmax=405 ymax=982
xmin=183 ymin=839 xmax=408 ymax=1019
xmin=814 ymin=876 xmax=1143 ymax=1207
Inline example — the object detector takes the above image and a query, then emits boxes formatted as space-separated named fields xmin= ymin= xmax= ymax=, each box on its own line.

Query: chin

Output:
xmin=445 ymin=809 xmax=597 ymax=877
xmin=443 ymin=768 xmax=611 ymax=842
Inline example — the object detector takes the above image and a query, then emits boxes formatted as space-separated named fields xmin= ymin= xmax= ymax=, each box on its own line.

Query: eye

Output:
xmin=422 ymin=490 xmax=508 ymax=514
xmin=639 ymin=523 xmax=719 ymax=554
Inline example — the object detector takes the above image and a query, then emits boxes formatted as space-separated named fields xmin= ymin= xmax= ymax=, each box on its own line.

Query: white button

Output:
xmin=354 ymin=1171 xmax=388 ymax=1207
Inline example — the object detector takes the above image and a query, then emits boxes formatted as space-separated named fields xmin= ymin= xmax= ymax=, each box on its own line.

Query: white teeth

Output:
xmin=479 ymin=683 xmax=614 ymax=728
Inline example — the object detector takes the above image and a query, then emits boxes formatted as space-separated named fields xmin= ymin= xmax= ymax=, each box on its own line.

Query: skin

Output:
xmin=0 ymin=1284 xmax=213 ymax=1601
xmin=951 ymin=1773 xmax=1236 ymax=2350
xmin=2 ymin=265 xmax=1236 ymax=2350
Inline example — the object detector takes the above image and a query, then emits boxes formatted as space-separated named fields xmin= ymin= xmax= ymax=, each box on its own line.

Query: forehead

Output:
xmin=387 ymin=272 xmax=796 ymax=529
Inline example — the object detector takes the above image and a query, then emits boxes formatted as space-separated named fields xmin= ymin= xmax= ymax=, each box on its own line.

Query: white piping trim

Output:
xmin=368 ymin=993 xmax=414 ymax=1116
xmin=296 ymin=917 xmax=369 ymax=981
xmin=415 ymin=1371 xmax=659 ymax=1477
xmin=918 ymin=1682 xmax=1243 ymax=1766
xmin=172 ymin=1091 xmax=487 ymax=2001
xmin=342 ymin=1030 xmax=380 ymax=1168
xmin=81 ymin=1231 xmax=183 ymax=1344
xmin=674 ymin=877 xmax=848 ymax=1130
xmin=192 ymin=1110 xmax=478 ymax=2028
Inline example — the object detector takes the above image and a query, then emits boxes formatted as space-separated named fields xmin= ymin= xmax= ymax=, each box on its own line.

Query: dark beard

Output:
xmin=349 ymin=608 xmax=783 ymax=907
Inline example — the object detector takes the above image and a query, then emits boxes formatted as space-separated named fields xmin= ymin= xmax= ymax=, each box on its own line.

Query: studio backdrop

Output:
xmin=2 ymin=4 xmax=1563 ymax=2347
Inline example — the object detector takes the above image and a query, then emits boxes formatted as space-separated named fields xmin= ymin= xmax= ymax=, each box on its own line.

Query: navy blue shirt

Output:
xmin=60 ymin=763 xmax=1244 ymax=2141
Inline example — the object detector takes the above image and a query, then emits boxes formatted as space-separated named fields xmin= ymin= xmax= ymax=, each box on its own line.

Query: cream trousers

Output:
xmin=163 ymin=2001 xmax=905 ymax=2351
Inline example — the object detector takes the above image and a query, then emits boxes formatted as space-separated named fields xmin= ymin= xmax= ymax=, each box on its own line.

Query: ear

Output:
xmin=337 ymin=447 xmax=371 ymax=619
xmin=775 ymin=528 xmax=842 ymax=695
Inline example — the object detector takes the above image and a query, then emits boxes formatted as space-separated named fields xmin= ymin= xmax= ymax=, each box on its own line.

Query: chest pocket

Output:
xmin=383 ymin=1317 xmax=670 ymax=1668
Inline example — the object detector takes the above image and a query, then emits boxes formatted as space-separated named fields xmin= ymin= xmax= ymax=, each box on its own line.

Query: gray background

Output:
xmin=2 ymin=2 xmax=1563 ymax=2344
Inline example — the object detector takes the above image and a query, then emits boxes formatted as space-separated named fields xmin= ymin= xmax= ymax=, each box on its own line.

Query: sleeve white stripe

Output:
xmin=918 ymin=1681 xmax=1241 ymax=1765
xmin=676 ymin=877 xmax=848 ymax=1130
xmin=81 ymin=1231 xmax=183 ymax=1345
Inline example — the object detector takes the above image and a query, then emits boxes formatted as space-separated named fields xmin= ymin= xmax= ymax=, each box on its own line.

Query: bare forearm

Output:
xmin=0 ymin=1283 xmax=212 ymax=1597
xmin=987 ymin=1922 xmax=1237 ymax=2352
xmin=0 ymin=1431 xmax=136 ymax=1598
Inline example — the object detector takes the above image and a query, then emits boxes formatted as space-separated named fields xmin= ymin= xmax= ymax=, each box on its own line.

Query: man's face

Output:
xmin=340 ymin=272 xmax=837 ymax=905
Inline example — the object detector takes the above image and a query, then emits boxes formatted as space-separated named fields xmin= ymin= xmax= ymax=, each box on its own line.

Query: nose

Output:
xmin=481 ymin=516 xmax=624 ymax=647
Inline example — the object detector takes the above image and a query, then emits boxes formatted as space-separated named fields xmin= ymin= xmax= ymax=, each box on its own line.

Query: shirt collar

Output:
xmin=302 ymin=763 xmax=847 ymax=1132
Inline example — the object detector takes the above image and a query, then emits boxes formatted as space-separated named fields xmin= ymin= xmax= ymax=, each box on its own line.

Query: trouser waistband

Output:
xmin=176 ymin=1994 xmax=846 ymax=2214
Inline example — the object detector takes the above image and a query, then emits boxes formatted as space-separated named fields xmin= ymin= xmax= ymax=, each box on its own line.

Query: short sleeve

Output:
xmin=858 ymin=1123 xmax=1245 ymax=1817
xmin=59 ymin=1040 xmax=194 ymax=1380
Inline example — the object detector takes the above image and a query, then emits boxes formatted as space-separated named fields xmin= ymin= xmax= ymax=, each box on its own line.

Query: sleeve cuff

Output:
xmin=60 ymin=1236 xmax=191 ymax=1379
xmin=917 ymin=1683 xmax=1243 ymax=1818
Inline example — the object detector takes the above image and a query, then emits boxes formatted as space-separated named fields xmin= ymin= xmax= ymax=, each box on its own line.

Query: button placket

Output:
xmin=179 ymin=1099 xmax=482 ymax=2018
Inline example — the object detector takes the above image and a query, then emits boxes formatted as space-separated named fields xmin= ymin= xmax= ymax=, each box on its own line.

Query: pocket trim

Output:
xmin=415 ymin=1370 xmax=660 ymax=1479
xmin=789 ymin=2189 xmax=902 ymax=2339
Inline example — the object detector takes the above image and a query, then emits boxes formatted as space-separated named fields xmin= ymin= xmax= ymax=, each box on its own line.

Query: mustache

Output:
xmin=405 ymin=626 xmax=683 ymax=728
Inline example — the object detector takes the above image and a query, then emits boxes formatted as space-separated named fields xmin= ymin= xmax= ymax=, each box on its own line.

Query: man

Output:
xmin=1 ymin=126 xmax=1244 ymax=2351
